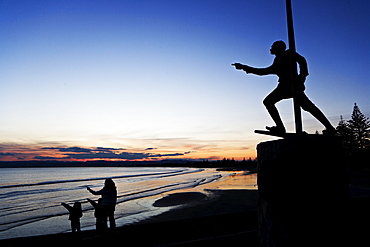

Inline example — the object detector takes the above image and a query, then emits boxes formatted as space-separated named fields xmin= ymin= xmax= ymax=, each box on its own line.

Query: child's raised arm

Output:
xmin=61 ymin=203 xmax=72 ymax=211
xmin=87 ymin=198 xmax=98 ymax=208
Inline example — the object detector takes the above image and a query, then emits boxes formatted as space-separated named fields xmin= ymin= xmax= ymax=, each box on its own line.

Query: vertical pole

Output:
xmin=286 ymin=0 xmax=303 ymax=134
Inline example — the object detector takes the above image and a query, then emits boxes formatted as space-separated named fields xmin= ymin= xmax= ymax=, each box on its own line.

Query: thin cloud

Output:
xmin=36 ymin=145 xmax=192 ymax=161
xmin=34 ymin=156 xmax=63 ymax=160
xmin=95 ymin=147 xmax=126 ymax=152
xmin=63 ymin=151 xmax=191 ymax=160
xmin=0 ymin=152 xmax=18 ymax=156
xmin=42 ymin=147 xmax=92 ymax=153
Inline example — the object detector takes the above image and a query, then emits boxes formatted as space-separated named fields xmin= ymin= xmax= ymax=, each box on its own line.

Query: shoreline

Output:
xmin=2 ymin=169 xmax=370 ymax=246
xmin=1 ymin=169 xmax=258 ymax=246
xmin=0 ymin=167 xmax=254 ymax=239
xmin=0 ymin=189 xmax=258 ymax=247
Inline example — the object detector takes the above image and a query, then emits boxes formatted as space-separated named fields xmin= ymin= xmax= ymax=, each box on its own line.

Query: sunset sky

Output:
xmin=1 ymin=0 xmax=369 ymax=161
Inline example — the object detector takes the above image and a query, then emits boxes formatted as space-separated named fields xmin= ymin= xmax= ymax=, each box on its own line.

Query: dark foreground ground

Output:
xmin=1 ymin=212 xmax=258 ymax=247
xmin=2 ymin=170 xmax=370 ymax=247
xmin=2 ymin=193 xmax=370 ymax=247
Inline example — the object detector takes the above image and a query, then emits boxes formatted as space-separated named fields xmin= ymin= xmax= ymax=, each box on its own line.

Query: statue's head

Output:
xmin=270 ymin=40 xmax=286 ymax=55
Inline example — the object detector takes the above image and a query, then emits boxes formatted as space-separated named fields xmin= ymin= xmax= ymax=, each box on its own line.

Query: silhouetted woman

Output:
xmin=87 ymin=178 xmax=117 ymax=230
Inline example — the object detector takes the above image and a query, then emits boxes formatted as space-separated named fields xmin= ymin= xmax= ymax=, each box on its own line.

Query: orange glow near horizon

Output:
xmin=0 ymin=143 xmax=256 ymax=162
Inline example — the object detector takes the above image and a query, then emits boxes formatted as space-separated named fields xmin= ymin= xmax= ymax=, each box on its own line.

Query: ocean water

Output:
xmin=0 ymin=167 xmax=240 ymax=240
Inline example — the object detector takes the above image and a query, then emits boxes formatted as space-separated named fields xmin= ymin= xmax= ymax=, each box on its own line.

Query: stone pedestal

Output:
xmin=257 ymin=136 xmax=348 ymax=247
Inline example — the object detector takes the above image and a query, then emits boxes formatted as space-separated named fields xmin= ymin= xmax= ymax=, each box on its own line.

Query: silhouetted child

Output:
xmin=61 ymin=202 xmax=83 ymax=233
xmin=87 ymin=198 xmax=107 ymax=233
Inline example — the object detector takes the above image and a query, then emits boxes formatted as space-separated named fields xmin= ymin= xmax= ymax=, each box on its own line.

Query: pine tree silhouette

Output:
xmin=347 ymin=103 xmax=370 ymax=149
xmin=336 ymin=115 xmax=355 ymax=152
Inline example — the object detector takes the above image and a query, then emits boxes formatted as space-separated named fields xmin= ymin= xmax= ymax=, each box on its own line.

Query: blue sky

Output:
xmin=1 ymin=0 xmax=369 ymax=161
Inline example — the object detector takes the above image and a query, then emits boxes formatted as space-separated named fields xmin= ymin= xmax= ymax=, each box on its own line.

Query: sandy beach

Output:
xmin=1 ymin=169 xmax=259 ymax=246
xmin=3 ymin=168 xmax=370 ymax=246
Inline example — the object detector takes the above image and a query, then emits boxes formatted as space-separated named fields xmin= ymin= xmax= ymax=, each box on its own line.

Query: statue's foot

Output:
xmin=265 ymin=126 xmax=286 ymax=134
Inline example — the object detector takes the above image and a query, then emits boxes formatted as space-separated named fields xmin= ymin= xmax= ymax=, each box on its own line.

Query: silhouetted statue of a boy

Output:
xmin=233 ymin=40 xmax=335 ymax=135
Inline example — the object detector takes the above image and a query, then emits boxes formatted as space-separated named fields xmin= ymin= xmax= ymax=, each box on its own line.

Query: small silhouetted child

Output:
xmin=87 ymin=198 xmax=107 ymax=233
xmin=61 ymin=202 xmax=83 ymax=233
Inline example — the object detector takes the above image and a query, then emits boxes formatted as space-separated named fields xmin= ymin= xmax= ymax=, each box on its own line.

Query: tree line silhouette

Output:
xmin=336 ymin=103 xmax=370 ymax=170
